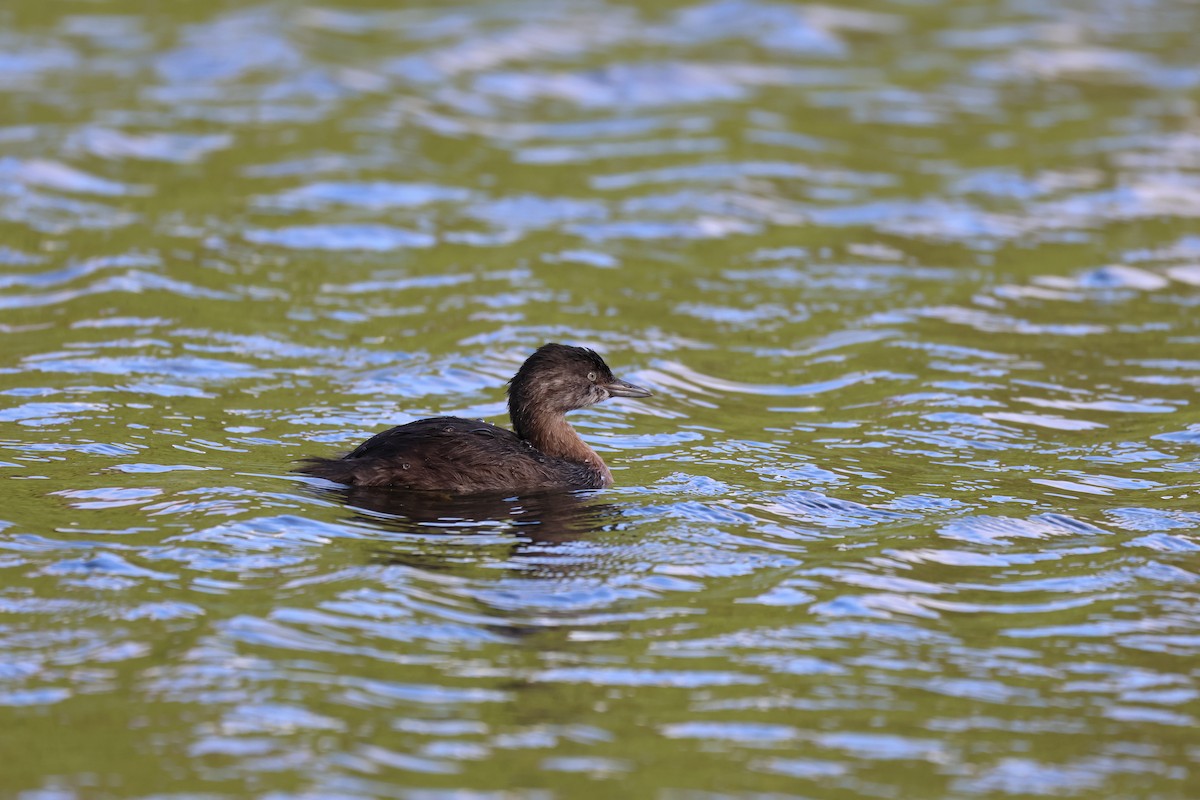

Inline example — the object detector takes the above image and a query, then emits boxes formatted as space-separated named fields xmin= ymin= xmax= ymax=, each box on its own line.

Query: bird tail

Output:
xmin=293 ymin=456 xmax=356 ymax=484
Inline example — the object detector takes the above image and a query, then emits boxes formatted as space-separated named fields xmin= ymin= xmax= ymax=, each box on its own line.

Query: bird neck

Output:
xmin=512 ymin=407 xmax=613 ymax=488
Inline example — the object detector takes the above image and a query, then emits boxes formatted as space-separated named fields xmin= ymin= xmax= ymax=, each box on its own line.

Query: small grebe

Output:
xmin=295 ymin=343 xmax=651 ymax=492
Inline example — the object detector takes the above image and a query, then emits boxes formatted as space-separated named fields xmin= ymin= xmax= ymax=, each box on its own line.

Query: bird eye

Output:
xmin=587 ymin=371 xmax=597 ymax=382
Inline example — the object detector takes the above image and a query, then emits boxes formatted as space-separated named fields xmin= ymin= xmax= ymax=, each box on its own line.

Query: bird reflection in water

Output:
xmin=313 ymin=486 xmax=621 ymax=571
xmin=297 ymin=486 xmax=632 ymax=641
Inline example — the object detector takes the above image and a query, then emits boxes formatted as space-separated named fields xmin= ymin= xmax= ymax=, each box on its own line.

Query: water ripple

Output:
xmin=2 ymin=0 xmax=1199 ymax=796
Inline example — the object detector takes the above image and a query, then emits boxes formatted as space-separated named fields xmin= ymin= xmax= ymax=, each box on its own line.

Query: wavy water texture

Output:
xmin=1 ymin=0 xmax=1199 ymax=798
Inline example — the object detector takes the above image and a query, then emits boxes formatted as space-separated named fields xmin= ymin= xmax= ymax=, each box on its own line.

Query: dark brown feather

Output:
xmin=295 ymin=417 xmax=606 ymax=492
xmin=294 ymin=344 xmax=650 ymax=494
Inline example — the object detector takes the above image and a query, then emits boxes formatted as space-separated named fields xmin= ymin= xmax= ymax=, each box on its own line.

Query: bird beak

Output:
xmin=606 ymin=379 xmax=652 ymax=398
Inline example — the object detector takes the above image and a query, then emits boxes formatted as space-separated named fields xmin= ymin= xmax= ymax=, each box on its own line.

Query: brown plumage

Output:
xmin=294 ymin=343 xmax=651 ymax=493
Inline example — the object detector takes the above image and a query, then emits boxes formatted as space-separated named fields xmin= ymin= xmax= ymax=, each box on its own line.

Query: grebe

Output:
xmin=295 ymin=343 xmax=651 ymax=492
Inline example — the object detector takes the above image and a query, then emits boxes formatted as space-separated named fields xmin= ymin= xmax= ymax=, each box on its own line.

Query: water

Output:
xmin=2 ymin=0 xmax=1199 ymax=796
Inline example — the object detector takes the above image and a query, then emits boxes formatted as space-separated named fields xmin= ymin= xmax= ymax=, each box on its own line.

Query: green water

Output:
xmin=1 ymin=0 xmax=1199 ymax=797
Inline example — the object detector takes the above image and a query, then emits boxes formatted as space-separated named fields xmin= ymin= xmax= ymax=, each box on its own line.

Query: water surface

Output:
xmin=1 ymin=0 xmax=1199 ymax=797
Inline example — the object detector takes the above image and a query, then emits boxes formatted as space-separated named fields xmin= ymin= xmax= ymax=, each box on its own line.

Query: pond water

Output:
xmin=2 ymin=0 xmax=1199 ymax=796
